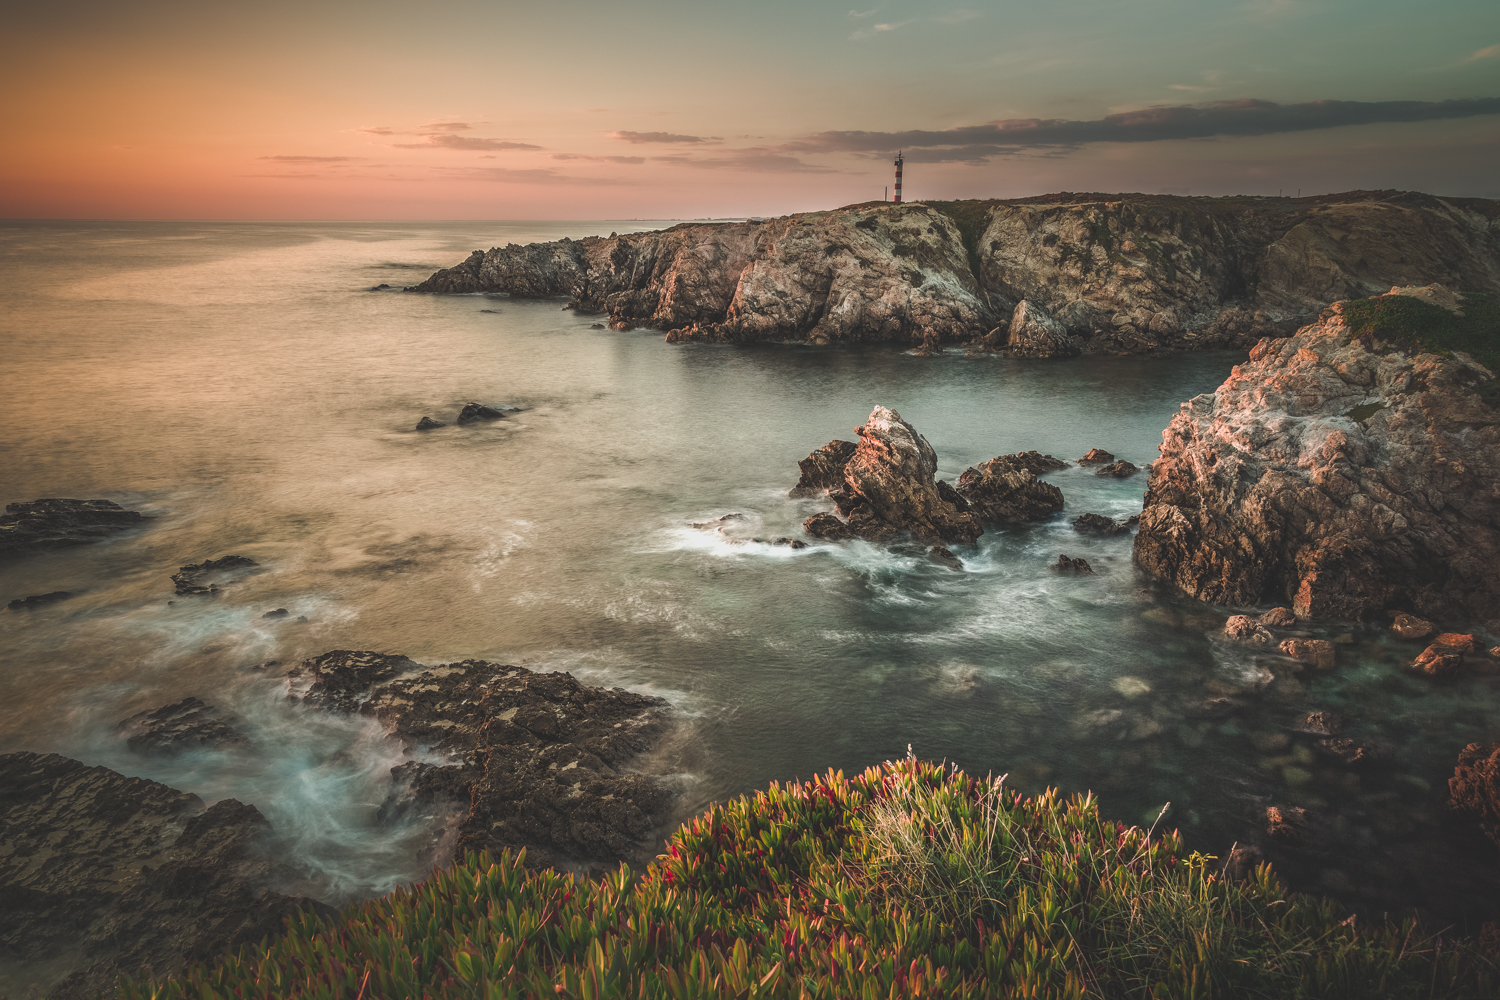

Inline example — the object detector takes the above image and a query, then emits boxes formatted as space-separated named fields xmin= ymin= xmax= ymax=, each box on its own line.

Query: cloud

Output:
xmin=609 ymin=130 xmax=721 ymax=144
xmin=257 ymin=155 xmax=362 ymax=162
xmin=432 ymin=166 xmax=631 ymax=185
xmin=848 ymin=8 xmax=878 ymax=17
xmin=419 ymin=121 xmax=473 ymax=131
xmin=242 ymin=172 xmax=326 ymax=179
xmin=553 ymin=153 xmax=647 ymax=164
xmin=791 ymin=97 xmax=1500 ymax=161
xmin=851 ymin=19 xmax=912 ymax=38
xmin=655 ymin=148 xmax=836 ymax=173
xmin=1467 ymin=44 xmax=1500 ymax=62
xmin=354 ymin=126 xmax=397 ymax=136
xmin=393 ymin=134 xmax=543 ymax=151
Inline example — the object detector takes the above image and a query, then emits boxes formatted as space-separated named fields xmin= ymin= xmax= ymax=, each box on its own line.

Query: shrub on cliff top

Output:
xmin=124 ymin=757 xmax=1495 ymax=1000
xmin=1339 ymin=292 xmax=1500 ymax=404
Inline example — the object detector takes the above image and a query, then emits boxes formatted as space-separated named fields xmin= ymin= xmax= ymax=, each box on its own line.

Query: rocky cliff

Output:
xmin=1132 ymin=286 xmax=1500 ymax=620
xmin=409 ymin=191 xmax=1500 ymax=355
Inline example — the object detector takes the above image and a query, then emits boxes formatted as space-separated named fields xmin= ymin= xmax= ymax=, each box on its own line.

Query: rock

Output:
xmin=1224 ymin=615 xmax=1273 ymax=644
xmin=287 ymin=651 xmax=674 ymax=871
xmin=1077 ymin=448 xmax=1114 ymax=466
xmin=955 ymin=458 xmax=1064 ymax=524
xmin=788 ymin=440 xmax=857 ymax=497
xmin=930 ymin=546 xmax=963 ymax=570
xmin=116 ymin=697 xmax=248 ymax=755
xmin=1006 ymin=299 xmax=1078 ymax=357
xmin=1257 ymin=607 xmax=1298 ymax=628
xmin=7 ymin=591 xmax=73 ymax=610
xmin=589 ymin=323 xmax=606 ymax=329
xmin=287 ymin=650 xmax=418 ymax=713
xmin=1191 ymin=696 xmax=1240 ymax=719
xmin=414 ymin=416 xmax=446 ymax=431
xmin=690 ymin=513 xmax=746 ymax=529
xmin=989 ymin=450 xmax=1070 ymax=475
xmin=798 ymin=407 xmax=981 ymax=545
xmin=171 ymin=556 xmax=259 ymax=596
xmin=0 ymin=752 xmax=325 ymax=1000
xmin=753 ymin=536 xmax=807 ymax=550
xmin=1318 ymin=737 xmax=1377 ymax=766
xmin=0 ymin=499 xmax=150 ymax=560
xmin=1051 ymin=554 xmax=1093 ymax=574
xmin=456 ymin=402 xmax=506 ymax=424
xmin=1384 ymin=283 xmax=1467 ymax=312
xmin=1222 ymin=844 xmax=1264 ymax=881
xmin=261 ymin=608 xmax=289 ymax=619
xmin=1072 ymin=513 xmax=1129 ymax=536
xmin=804 ymin=512 xmax=857 ymax=541
xmin=1301 ymin=710 xmax=1343 ymax=735
xmin=1265 ymin=804 xmax=1309 ymax=842
xmin=1450 ymin=742 xmax=1500 ymax=849
xmin=1133 ymin=295 xmax=1500 ymax=620
xmin=369 ymin=283 xmax=390 ymax=291
xmin=1410 ymin=633 xmax=1475 ymax=677
xmin=1279 ymin=638 xmax=1336 ymax=670
xmin=1390 ymin=611 xmax=1436 ymax=640
xmin=1094 ymin=460 xmax=1140 ymax=478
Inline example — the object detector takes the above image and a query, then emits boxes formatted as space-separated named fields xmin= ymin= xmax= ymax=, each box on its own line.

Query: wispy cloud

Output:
xmin=851 ymin=20 xmax=912 ymax=39
xmin=553 ymin=153 xmax=647 ymax=164
xmin=420 ymin=121 xmax=474 ymax=131
xmin=432 ymin=166 xmax=632 ymax=185
xmin=1467 ymin=43 xmax=1500 ymax=62
xmin=393 ymin=134 xmax=542 ymax=151
xmin=790 ymin=97 xmax=1500 ymax=162
xmin=608 ymin=130 xmax=722 ymax=144
xmin=655 ymin=148 xmax=836 ymax=173
xmin=257 ymin=155 xmax=362 ymax=162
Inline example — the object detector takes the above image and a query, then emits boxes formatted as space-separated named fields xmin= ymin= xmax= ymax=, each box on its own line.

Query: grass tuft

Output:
xmin=1339 ymin=292 xmax=1500 ymax=405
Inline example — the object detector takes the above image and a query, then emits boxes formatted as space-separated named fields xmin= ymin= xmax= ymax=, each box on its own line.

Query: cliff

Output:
xmin=1132 ymin=285 xmax=1500 ymax=620
xmin=408 ymin=191 xmax=1500 ymax=355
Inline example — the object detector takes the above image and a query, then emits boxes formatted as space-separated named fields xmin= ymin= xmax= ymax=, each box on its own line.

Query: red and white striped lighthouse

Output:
xmin=893 ymin=151 xmax=904 ymax=203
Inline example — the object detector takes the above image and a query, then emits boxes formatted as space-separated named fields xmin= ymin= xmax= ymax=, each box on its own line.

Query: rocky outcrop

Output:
xmin=1133 ymin=293 xmax=1500 ymax=620
xmin=988 ymin=451 xmax=1070 ymax=475
xmin=954 ymin=458 xmax=1065 ymax=524
xmin=410 ymin=192 xmax=1500 ymax=355
xmin=172 ymin=556 xmax=259 ymax=596
xmin=800 ymin=407 xmax=981 ymax=545
xmin=0 ymin=752 xmax=323 ymax=1000
xmin=1094 ymin=460 xmax=1140 ymax=478
xmin=788 ymin=440 xmax=857 ymax=497
xmin=1451 ymin=742 xmax=1500 ymax=849
xmin=1390 ymin=612 xmax=1436 ymax=640
xmin=414 ymin=416 xmax=446 ymax=431
xmin=0 ymin=499 xmax=150 ymax=560
xmin=117 ymin=698 xmax=248 ymax=755
xmin=1077 ymin=449 xmax=1114 ymax=466
xmin=286 ymin=651 xmax=674 ymax=870
xmin=1051 ymin=555 xmax=1093 ymax=574
xmin=1410 ymin=633 xmax=1476 ymax=677
xmin=456 ymin=402 xmax=506 ymax=424
xmin=7 ymin=591 xmax=73 ymax=610
xmin=1072 ymin=513 xmax=1129 ymax=536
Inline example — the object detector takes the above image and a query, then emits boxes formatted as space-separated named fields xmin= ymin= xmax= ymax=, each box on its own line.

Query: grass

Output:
xmin=1339 ymin=292 xmax=1500 ymax=406
xmin=122 ymin=756 xmax=1496 ymax=1000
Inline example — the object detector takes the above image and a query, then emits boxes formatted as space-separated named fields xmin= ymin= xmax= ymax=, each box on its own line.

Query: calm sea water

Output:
xmin=1 ymin=221 xmax=1497 ymax=927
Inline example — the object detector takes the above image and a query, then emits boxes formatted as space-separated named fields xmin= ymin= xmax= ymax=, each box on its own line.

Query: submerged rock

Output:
xmin=456 ymin=402 xmax=506 ymax=424
xmin=7 ymin=590 xmax=73 ymax=610
xmin=0 ymin=499 xmax=150 ymax=560
xmin=930 ymin=546 xmax=963 ymax=570
xmin=788 ymin=440 xmax=857 ymax=497
xmin=171 ymin=555 xmax=259 ymax=596
xmin=116 ymin=697 xmax=248 ymax=755
xmin=955 ymin=458 xmax=1064 ymax=524
xmin=414 ymin=416 xmax=446 ymax=431
xmin=1279 ymin=638 xmax=1336 ymax=670
xmin=1072 ymin=513 xmax=1129 ymax=536
xmin=0 ymin=752 xmax=324 ymax=1000
xmin=1224 ymin=615 xmax=1274 ymax=644
xmin=1051 ymin=554 xmax=1093 ymax=575
xmin=1450 ymin=742 xmax=1500 ymax=850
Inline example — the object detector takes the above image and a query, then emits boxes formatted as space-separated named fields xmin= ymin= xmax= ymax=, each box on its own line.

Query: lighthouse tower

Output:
xmin=893 ymin=151 xmax=904 ymax=204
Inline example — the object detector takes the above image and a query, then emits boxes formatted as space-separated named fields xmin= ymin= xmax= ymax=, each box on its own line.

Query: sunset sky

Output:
xmin=3 ymin=0 xmax=1497 ymax=219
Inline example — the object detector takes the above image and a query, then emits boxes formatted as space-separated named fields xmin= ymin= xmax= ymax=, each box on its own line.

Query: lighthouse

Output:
xmin=893 ymin=151 xmax=904 ymax=204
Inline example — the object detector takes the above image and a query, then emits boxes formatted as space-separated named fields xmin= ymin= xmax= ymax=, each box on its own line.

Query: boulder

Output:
xmin=261 ymin=608 xmax=289 ymax=619
xmin=1224 ymin=615 xmax=1274 ymax=644
xmin=930 ymin=546 xmax=963 ymax=570
xmin=414 ymin=416 xmax=446 ymax=431
xmin=1072 ymin=513 xmax=1129 ymax=536
xmin=1301 ymin=710 xmax=1343 ymax=735
xmin=788 ymin=440 xmax=857 ymax=497
xmin=1133 ymin=295 xmax=1500 ymax=620
xmin=0 ymin=499 xmax=150 ymax=560
xmin=1051 ymin=555 xmax=1093 ymax=575
xmin=0 ymin=752 xmax=324 ymax=1000
xmin=799 ymin=407 xmax=981 ymax=545
xmin=1390 ymin=612 xmax=1436 ymax=640
xmin=1077 ymin=448 xmax=1114 ymax=466
xmin=1006 ymin=299 xmax=1077 ymax=357
xmin=989 ymin=450 xmax=1070 ymax=475
xmin=1094 ymin=460 xmax=1140 ymax=478
xmin=955 ymin=458 xmax=1064 ymax=524
xmin=7 ymin=591 xmax=73 ymax=610
xmin=1265 ymin=804 xmax=1309 ymax=842
xmin=456 ymin=402 xmax=506 ymax=424
xmin=1410 ymin=633 xmax=1476 ymax=677
xmin=171 ymin=556 xmax=259 ymax=596
xmin=116 ymin=697 xmax=248 ymax=755
xmin=1450 ymin=742 xmax=1500 ymax=849
xmin=1257 ymin=606 xmax=1298 ymax=627
xmin=1279 ymin=638 xmax=1336 ymax=670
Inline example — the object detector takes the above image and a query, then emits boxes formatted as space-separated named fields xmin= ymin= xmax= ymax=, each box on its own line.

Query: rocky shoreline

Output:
xmin=408 ymin=191 xmax=1500 ymax=356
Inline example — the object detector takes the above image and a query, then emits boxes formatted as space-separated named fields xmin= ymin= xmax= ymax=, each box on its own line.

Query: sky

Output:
xmin=2 ymin=0 xmax=1497 ymax=219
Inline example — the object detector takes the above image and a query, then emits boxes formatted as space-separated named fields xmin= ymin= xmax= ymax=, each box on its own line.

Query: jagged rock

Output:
xmin=955 ymin=458 xmax=1064 ymax=524
xmin=1390 ymin=611 xmax=1436 ymax=640
xmin=1410 ymin=633 xmax=1475 ymax=677
xmin=798 ymin=407 xmax=981 ymax=545
xmin=1072 ymin=513 xmax=1128 ymax=536
xmin=414 ymin=416 xmax=446 ymax=431
xmin=7 ymin=591 xmax=73 ymax=610
xmin=690 ymin=512 xmax=745 ymax=529
xmin=0 ymin=499 xmax=150 ymax=560
xmin=1094 ymin=460 xmax=1140 ymax=478
xmin=456 ymin=402 xmax=506 ymax=424
xmin=1224 ymin=615 xmax=1274 ymax=644
xmin=1265 ymin=804 xmax=1309 ymax=842
xmin=1006 ymin=299 xmax=1077 ymax=357
xmin=287 ymin=650 xmax=417 ymax=713
xmin=0 ymin=752 xmax=325 ymax=1000
xmin=753 ymin=536 xmax=807 ymax=550
xmin=288 ymin=651 xmax=673 ymax=871
xmin=1302 ymin=710 xmax=1343 ymax=735
xmin=930 ymin=546 xmax=963 ymax=570
xmin=1450 ymin=742 xmax=1500 ymax=849
xmin=1257 ymin=607 xmax=1298 ymax=628
xmin=989 ymin=451 xmax=1070 ymax=475
xmin=1318 ymin=737 xmax=1378 ymax=766
xmin=116 ymin=698 xmax=248 ymax=755
xmin=1279 ymin=638 xmax=1336 ymax=670
xmin=788 ymin=440 xmax=857 ymax=497
xmin=262 ymin=608 xmax=289 ymax=619
xmin=1051 ymin=555 xmax=1093 ymax=574
xmin=1133 ymin=294 xmax=1500 ymax=620
xmin=1077 ymin=448 xmax=1114 ymax=466
xmin=171 ymin=556 xmax=259 ymax=596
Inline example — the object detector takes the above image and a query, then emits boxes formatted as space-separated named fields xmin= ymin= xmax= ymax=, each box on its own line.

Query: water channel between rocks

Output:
xmin=1 ymin=220 xmax=1497 ymax=927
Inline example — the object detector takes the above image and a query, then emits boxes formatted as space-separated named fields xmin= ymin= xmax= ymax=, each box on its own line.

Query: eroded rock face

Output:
xmin=1133 ymin=299 xmax=1500 ymax=620
xmin=1006 ymin=299 xmax=1077 ymax=357
xmin=1451 ymin=742 xmax=1500 ymax=850
xmin=0 ymin=753 xmax=322 ymax=1000
xmin=287 ymin=651 xmax=673 ymax=871
xmin=799 ymin=407 xmax=981 ymax=545
xmin=955 ymin=458 xmax=1065 ymax=524
xmin=0 ymin=499 xmax=150 ymax=560
xmin=788 ymin=440 xmax=857 ymax=497
xmin=1072 ymin=513 xmax=1129 ymax=536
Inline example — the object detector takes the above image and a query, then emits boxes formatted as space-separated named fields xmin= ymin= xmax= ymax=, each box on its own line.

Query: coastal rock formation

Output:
xmin=0 ymin=752 xmax=322 ymax=1000
xmin=117 ymin=698 xmax=248 ymax=755
xmin=172 ymin=555 xmax=259 ymax=596
xmin=1410 ymin=633 xmax=1476 ymax=677
xmin=1391 ymin=612 xmax=1436 ymax=640
xmin=7 ymin=590 xmax=74 ymax=610
xmin=788 ymin=440 xmax=857 ymax=497
xmin=1072 ymin=513 xmax=1129 ymax=536
xmin=988 ymin=450 xmax=1070 ymax=475
xmin=287 ymin=651 xmax=674 ymax=870
xmin=0 ymin=499 xmax=149 ymax=559
xmin=800 ymin=407 xmax=982 ymax=545
xmin=1094 ymin=460 xmax=1140 ymax=478
xmin=414 ymin=416 xmax=446 ymax=431
xmin=457 ymin=402 xmax=506 ymax=424
xmin=1051 ymin=555 xmax=1094 ymax=574
xmin=955 ymin=457 xmax=1065 ymax=524
xmin=410 ymin=192 xmax=1500 ymax=355
xmin=1450 ymin=742 xmax=1500 ymax=849
xmin=1133 ymin=293 xmax=1500 ymax=620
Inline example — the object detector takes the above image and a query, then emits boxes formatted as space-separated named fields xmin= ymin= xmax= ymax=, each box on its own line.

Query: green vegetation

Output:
xmin=124 ymin=758 xmax=1495 ymax=1000
xmin=1340 ymin=292 xmax=1500 ymax=405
